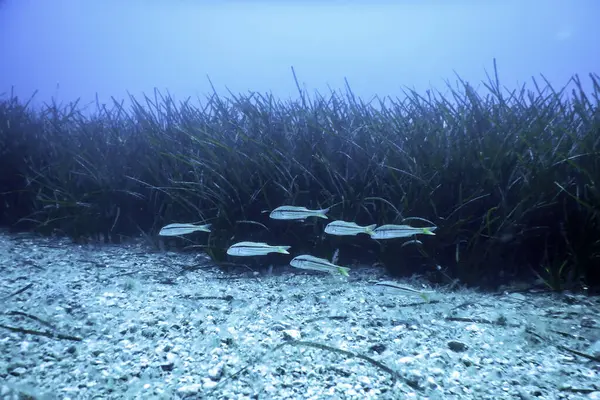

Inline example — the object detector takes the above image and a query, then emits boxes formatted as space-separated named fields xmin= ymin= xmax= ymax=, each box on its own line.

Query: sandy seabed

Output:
xmin=1 ymin=231 xmax=599 ymax=400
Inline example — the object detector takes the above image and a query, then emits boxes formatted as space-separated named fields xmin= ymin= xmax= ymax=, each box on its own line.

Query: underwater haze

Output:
xmin=0 ymin=0 xmax=599 ymax=105
xmin=1 ymin=3 xmax=600 ymax=397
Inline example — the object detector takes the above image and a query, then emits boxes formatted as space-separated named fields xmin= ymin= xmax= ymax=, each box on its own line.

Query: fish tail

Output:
xmin=337 ymin=266 xmax=350 ymax=277
xmin=423 ymin=227 xmax=436 ymax=235
xmin=316 ymin=208 xmax=330 ymax=219
xmin=365 ymin=224 xmax=377 ymax=234
xmin=278 ymin=246 xmax=292 ymax=254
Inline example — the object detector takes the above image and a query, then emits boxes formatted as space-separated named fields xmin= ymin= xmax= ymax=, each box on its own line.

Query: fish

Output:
xmin=269 ymin=205 xmax=329 ymax=221
xmin=374 ymin=281 xmax=435 ymax=302
xmin=226 ymin=241 xmax=291 ymax=256
xmin=158 ymin=223 xmax=212 ymax=237
xmin=324 ymin=220 xmax=377 ymax=236
xmin=290 ymin=254 xmax=350 ymax=277
xmin=370 ymin=224 xmax=436 ymax=240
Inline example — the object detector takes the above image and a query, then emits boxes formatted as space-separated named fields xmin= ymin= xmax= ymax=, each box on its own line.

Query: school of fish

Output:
xmin=158 ymin=204 xmax=436 ymax=278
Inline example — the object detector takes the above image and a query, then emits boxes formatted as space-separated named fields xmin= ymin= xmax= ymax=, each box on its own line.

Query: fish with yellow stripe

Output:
xmin=324 ymin=220 xmax=377 ymax=237
xmin=290 ymin=254 xmax=350 ymax=277
xmin=227 ymin=241 xmax=291 ymax=256
xmin=158 ymin=222 xmax=211 ymax=236
xmin=269 ymin=205 xmax=329 ymax=221
xmin=370 ymin=224 xmax=436 ymax=240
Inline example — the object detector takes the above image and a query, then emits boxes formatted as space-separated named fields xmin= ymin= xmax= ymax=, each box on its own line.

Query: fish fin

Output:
xmin=279 ymin=246 xmax=291 ymax=254
xmin=317 ymin=207 xmax=330 ymax=219
xmin=201 ymin=224 xmax=212 ymax=232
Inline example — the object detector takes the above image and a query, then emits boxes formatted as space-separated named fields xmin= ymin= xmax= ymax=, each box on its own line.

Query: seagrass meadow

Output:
xmin=1 ymin=67 xmax=599 ymax=292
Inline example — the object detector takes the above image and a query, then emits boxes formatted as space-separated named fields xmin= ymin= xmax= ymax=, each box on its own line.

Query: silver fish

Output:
xmin=374 ymin=281 xmax=435 ymax=302
xmin=226 ymin=241 xmax=291 ymax=257
xmin=370 ymin=224 xmax=436 ymax=240
xmin=158 ymin=223 xmax=211 ymax=237
xmin=324 ymin=220 xmax=377 ymax=236
xmin=269 ymin=205 xmax=329 ymax=221
xmin=290 ymin=254 xmax=350 ymax=276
